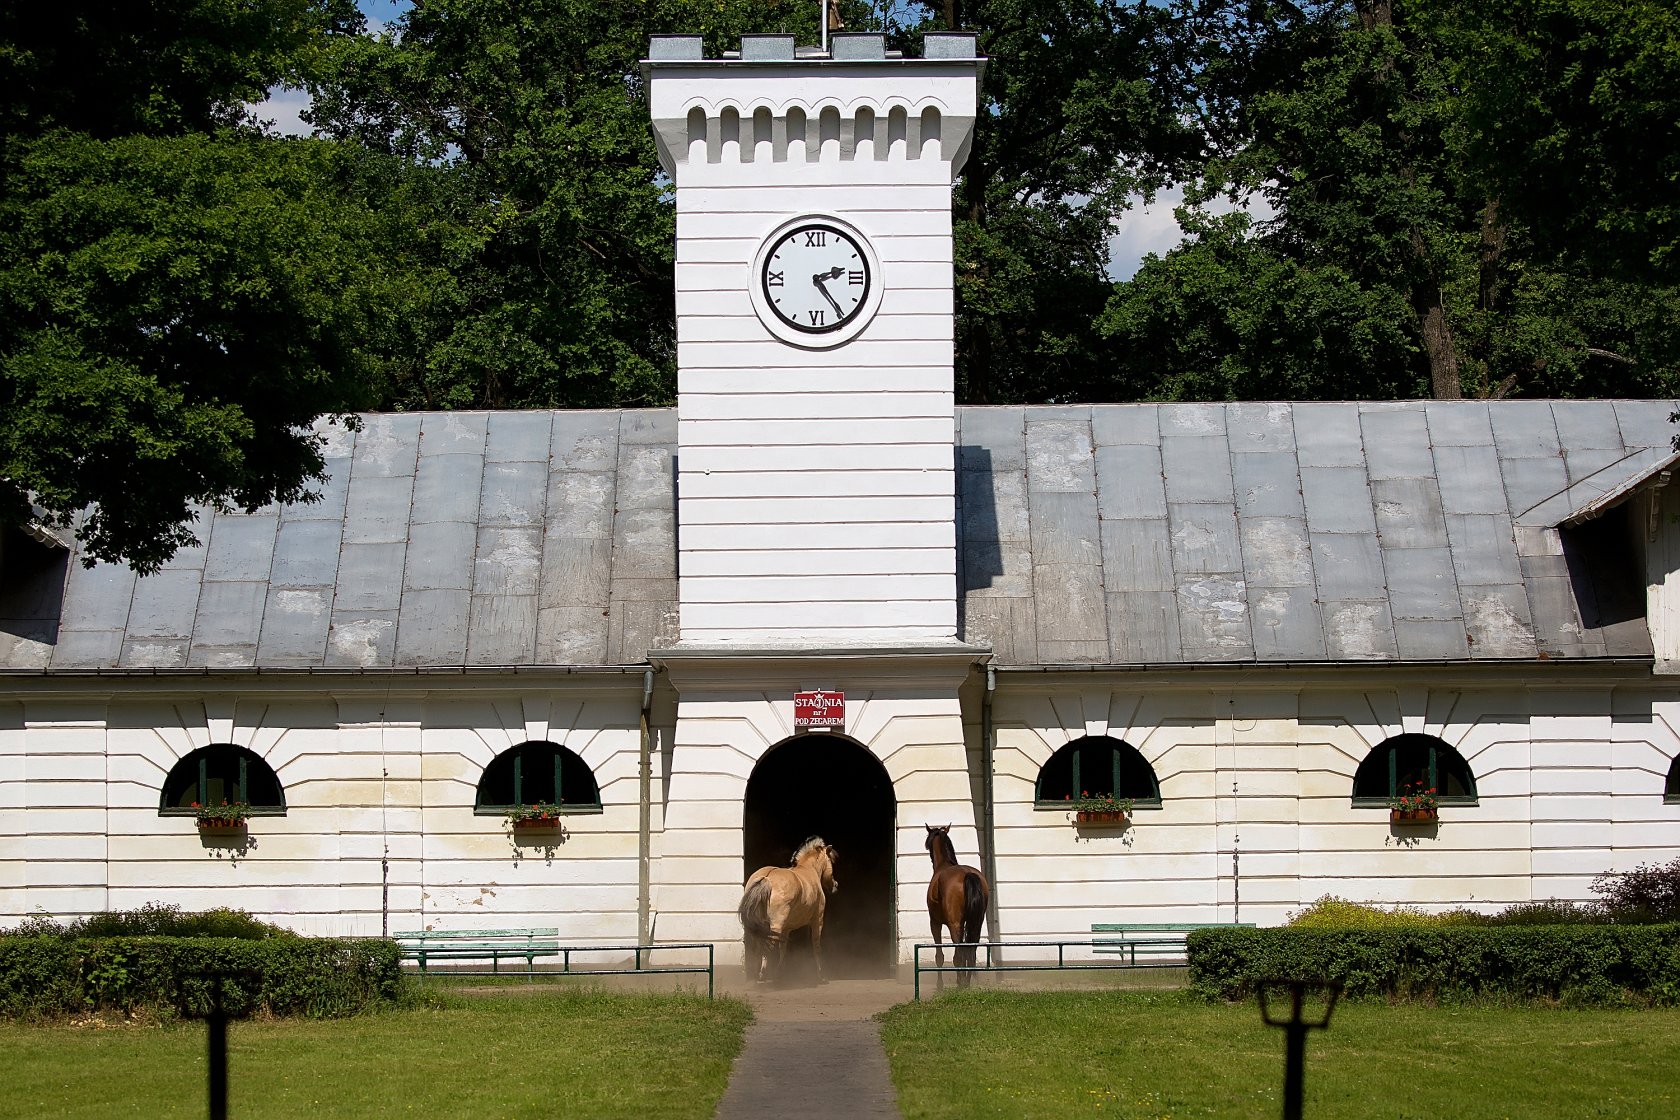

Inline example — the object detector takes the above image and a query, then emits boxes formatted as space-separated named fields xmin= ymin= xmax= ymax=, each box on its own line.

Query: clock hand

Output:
xmin=812 ymin=268 xmax=845 ymax=316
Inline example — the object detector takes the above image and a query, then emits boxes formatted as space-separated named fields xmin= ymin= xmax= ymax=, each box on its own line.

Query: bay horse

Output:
xmin=925 ymin=824 xmax=988 ymax=987
xmin=738 ymin=836 xmax=839 ymax=983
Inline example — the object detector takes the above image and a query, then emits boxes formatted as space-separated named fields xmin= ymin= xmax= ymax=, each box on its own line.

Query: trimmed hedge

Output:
xmin=0 ymin=935 xmax=403 ymax=1019
xmin=1186 ymin=924 xmax=1680 ymax=1005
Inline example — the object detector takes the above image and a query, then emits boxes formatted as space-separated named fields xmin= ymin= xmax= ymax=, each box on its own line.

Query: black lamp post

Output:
xmin=1258 ymin=979 xmax=1342 ymax=1120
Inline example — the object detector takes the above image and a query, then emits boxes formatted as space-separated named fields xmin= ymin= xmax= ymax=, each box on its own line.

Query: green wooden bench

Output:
xmin=1091 ymin=922 xmax=1255 ymax=965
xmin=394 ymin=927 xmax=561 ymax=976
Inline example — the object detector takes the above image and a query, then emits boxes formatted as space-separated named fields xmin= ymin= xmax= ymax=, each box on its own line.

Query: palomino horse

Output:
xmin=738 ymin=836 xmax=839 ymax=983
xmin=925 ymin=824 xmax=988 ymax=986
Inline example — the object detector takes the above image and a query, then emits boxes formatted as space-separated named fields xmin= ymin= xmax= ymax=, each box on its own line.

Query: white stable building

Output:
xmin=3 ymin=34 xmax=1680 ymax=972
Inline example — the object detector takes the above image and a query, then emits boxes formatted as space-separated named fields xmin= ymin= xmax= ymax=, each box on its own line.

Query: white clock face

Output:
xmin=760 ymin=223 xmax=872 ymax=335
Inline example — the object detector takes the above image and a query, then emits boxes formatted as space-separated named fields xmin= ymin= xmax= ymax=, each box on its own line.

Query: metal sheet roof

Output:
xmin=9 ymin=400 xmax=1675 ymax=671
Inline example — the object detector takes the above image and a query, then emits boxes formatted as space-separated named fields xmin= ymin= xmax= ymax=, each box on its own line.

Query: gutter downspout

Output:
xmin=981 ymin=664 xmax=1000 ymax=955
xmin=637 ymin=668 xmax=655 ymax=945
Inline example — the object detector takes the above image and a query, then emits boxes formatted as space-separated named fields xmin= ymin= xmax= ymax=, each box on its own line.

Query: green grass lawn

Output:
xmin=879 ymin=990 xmax=1680 ymax=1119
xmin=1 ymin=989 xmax=750 ymax=1120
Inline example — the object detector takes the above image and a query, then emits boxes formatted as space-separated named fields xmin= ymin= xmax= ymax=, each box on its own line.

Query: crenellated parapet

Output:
xmin=645 ymin=33 xmax=982 ymax=178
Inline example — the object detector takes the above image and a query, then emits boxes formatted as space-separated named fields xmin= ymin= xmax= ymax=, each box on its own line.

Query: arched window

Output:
xmin=1666 ymin=756 xmax=1680 ymax=804
xmin=160 ymin=745 xmax=286 ymax=816
xmin=1352 ymin=734 xmax=1476 ymax=806
xmin=475 ymin=741 xmax=601 ymax=814
xmin=1035 ymin=735 xmax=1161 ymax=807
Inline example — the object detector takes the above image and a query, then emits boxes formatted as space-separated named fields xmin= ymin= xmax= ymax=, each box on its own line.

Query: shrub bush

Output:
xmin=1593 ymin=858 xmax=1680 ymax=924
xmin=8 ymin=903 xmax=294 ymax=941
xmin=1186 ymin=924 xmax=1680 ymax=1005
xmin=0 ymin=935 xmax=402 ymax=1019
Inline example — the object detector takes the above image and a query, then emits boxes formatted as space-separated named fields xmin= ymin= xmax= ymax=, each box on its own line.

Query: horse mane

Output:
xmin=790 ymin=835 xmax=829 ymax=864
xmin=930 ymin=827 xmax=957 ymax=864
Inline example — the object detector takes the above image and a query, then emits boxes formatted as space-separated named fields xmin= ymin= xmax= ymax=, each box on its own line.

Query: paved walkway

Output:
xmin=712 ymin=975 xmax=909 ymax=1120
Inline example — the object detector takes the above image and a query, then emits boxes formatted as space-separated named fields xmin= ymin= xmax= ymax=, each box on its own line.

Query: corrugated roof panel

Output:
xmin=473 ymin=527 xmax=543 ymax=598
xmin=419 ymin=410 xmax=487 ymax=456
xmin=1551 ymin=400 xmax=1623 ymax=451
xmin=269 ymin=519 xmax=344 ymax=589
xmin=394 ymin=588 xmax=469 ymax=665
xmin=539 ymin=537 xmax=615 ymax=607
xmin=403 ymin=521 xmax=476 ymax=592
xmin=1300 ymin=466 xmax=1375 ymax=534
xmin=342 ymin=474 xmax=416 ymax=546
xmin=1490 ymin=401 xmax=1562 ymax=460
xmin=1393 ymin=618 xmax=1471 ymax=660
xmin=1226 ymin=402 xmax=1295 ymax=452
xmin=1460 ymin=583 xmax=1537 ymax=658
xmin=1233 ymin=451 xmax=1304 ymax=517
xmin=125 ymin=569 xmax=201 ymax=639
xmin=479 ymin=460 xmax=549 ymax=527
xmin=1361 ymin=408 xmax=1433 ymax=479
xmin=412 ymin=453 xmax=486 ymax=525
xmin=535 ymin=604 xmax=609 ymax=664
xmin=1321 ymin=599 xmax=1399 ymax=659
xmin=615 ymin=446 xmax=675 ymax=512
xmin=1434 ymin=443 xmax=1507 ymax=516
xmin=333 ymin=542 xmax=407 ymax=612
xmin=256 ymin=587 xmax=331 ymax=665
xmin=1025 ymin=418 xmax=1096 ymax=494
xmin=485 ymin=411 xmax=554 ymax=463
xmin=1613 ymin=400 xmax=1678 ymax=448
xmin=186 ymin=580 xmax=265 ymax=665
xmin=1161 ymin=434 xmax=1233 ymax=504
xmin=1294 ymin=403 xmax=1364 ymax=467
xmin=1251 ymin=585 xmax=1326 ymax=659
xmin=1501 ymin=454 xmax=1569 ymax=518
xmin=1312 ymin=532 xmax=1386 ymax=601
xmin=552 ymin=411 xmax=621 ymax=471
xmin=1384 ymin=547 xmax=1460 ymax=619
xmin=1028 ymin=490 xmax=1102 ymax=566
xmin=203 ymin=514 xmax=278 ymax=584
xmin=1424 ymin=401 xmax=1495 ymax=447
xmin=959 ymin=407 xmax=1027 ymax=465
xmin=1096 ymin=444 xmax=1166 ymax=521
xmin=1106 ymin=590 xmax=1181 ymax=662
xmin=1239 ymin=517 xmax=1315 ymax=588
xmin=1167 ymin=503 xmax=1241 ymax=575
xmin=1444 ymin=513 xmax=1523 ymax=585
xmin=1564 ymin=447 xmax=1626 ymax=486
xmin=1100 ymin=520 xmax=1174 ymax=592
xmin=1090 ymin=404 xmax=1158 ymax=447
xmin=1371 ymin=478 xmax=1448 ymax=548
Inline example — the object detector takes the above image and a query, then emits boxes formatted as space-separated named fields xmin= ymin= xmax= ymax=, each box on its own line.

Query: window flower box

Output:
xmin=191 ymin=801 xmax=253 ymax=833
xmin=506 ymin=803 xmax=565 ymax=832
xmin=1390 ymin=808 xmax=1439 ymax=824
xmin=1075 ymin=809 xmax=1130 ymax=826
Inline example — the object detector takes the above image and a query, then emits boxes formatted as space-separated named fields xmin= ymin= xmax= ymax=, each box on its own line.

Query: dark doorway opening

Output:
xmin=743 ymin=734 xmax=896 ymax=979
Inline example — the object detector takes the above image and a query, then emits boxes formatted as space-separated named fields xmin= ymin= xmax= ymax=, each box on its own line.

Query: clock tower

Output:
xmin=646 ymin=32 xmax=982 ymax=647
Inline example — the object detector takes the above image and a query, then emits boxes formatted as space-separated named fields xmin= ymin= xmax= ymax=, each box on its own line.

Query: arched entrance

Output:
xmin=743 ymin=734 xmax=896 ymax=978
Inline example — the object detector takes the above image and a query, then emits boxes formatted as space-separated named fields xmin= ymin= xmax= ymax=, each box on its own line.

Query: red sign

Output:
xmin=794 ymin=690 xmax=845 ymax=730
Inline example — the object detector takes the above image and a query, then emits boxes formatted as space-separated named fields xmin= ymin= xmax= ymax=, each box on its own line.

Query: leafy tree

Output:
xmin=1095 ymin=0 xmax=1680 ymax=403
xmin=887 ymin=0 xmax=1201 ymax=403
xmin=307 ymin=0 xmax=815 ymax=411
xmin=0 ymin=2 xmax=426 ymax=571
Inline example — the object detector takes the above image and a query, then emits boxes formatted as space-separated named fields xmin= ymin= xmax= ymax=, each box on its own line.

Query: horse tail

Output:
xmin=960 ymin=872 xmax=987 ymax=946
xmin=738 ymin=878 xmax=772 ymax=941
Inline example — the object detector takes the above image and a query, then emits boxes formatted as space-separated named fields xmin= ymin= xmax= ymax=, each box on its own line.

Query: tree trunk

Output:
xmin=1411 ymin=242 xmax=1462 ymax=399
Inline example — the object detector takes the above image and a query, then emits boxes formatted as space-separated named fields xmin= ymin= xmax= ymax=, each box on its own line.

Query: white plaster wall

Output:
xmin=657 ymin=63 xmax=978 ymax=645
xmin=650 ymin=682 xmax=976 ymax=965
xmin=989 ymin=680 xmax=1680 ymax=954
xmin=0 ymin=683 xmax=646 ymax=939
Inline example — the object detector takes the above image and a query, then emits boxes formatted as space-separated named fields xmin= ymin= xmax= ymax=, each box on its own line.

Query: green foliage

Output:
xmin=1593 ymin=857 xmax=1680 ymax=925
xmin=11 ymin=903 xmax=293 ymax=940
xmin=1 ymin=130 xmax=434 ymax=570
xmin=0 ymin=933 xmax=402 ymax=1019
xmin=1186 ymin=924 xmax=1680 ymax=1004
